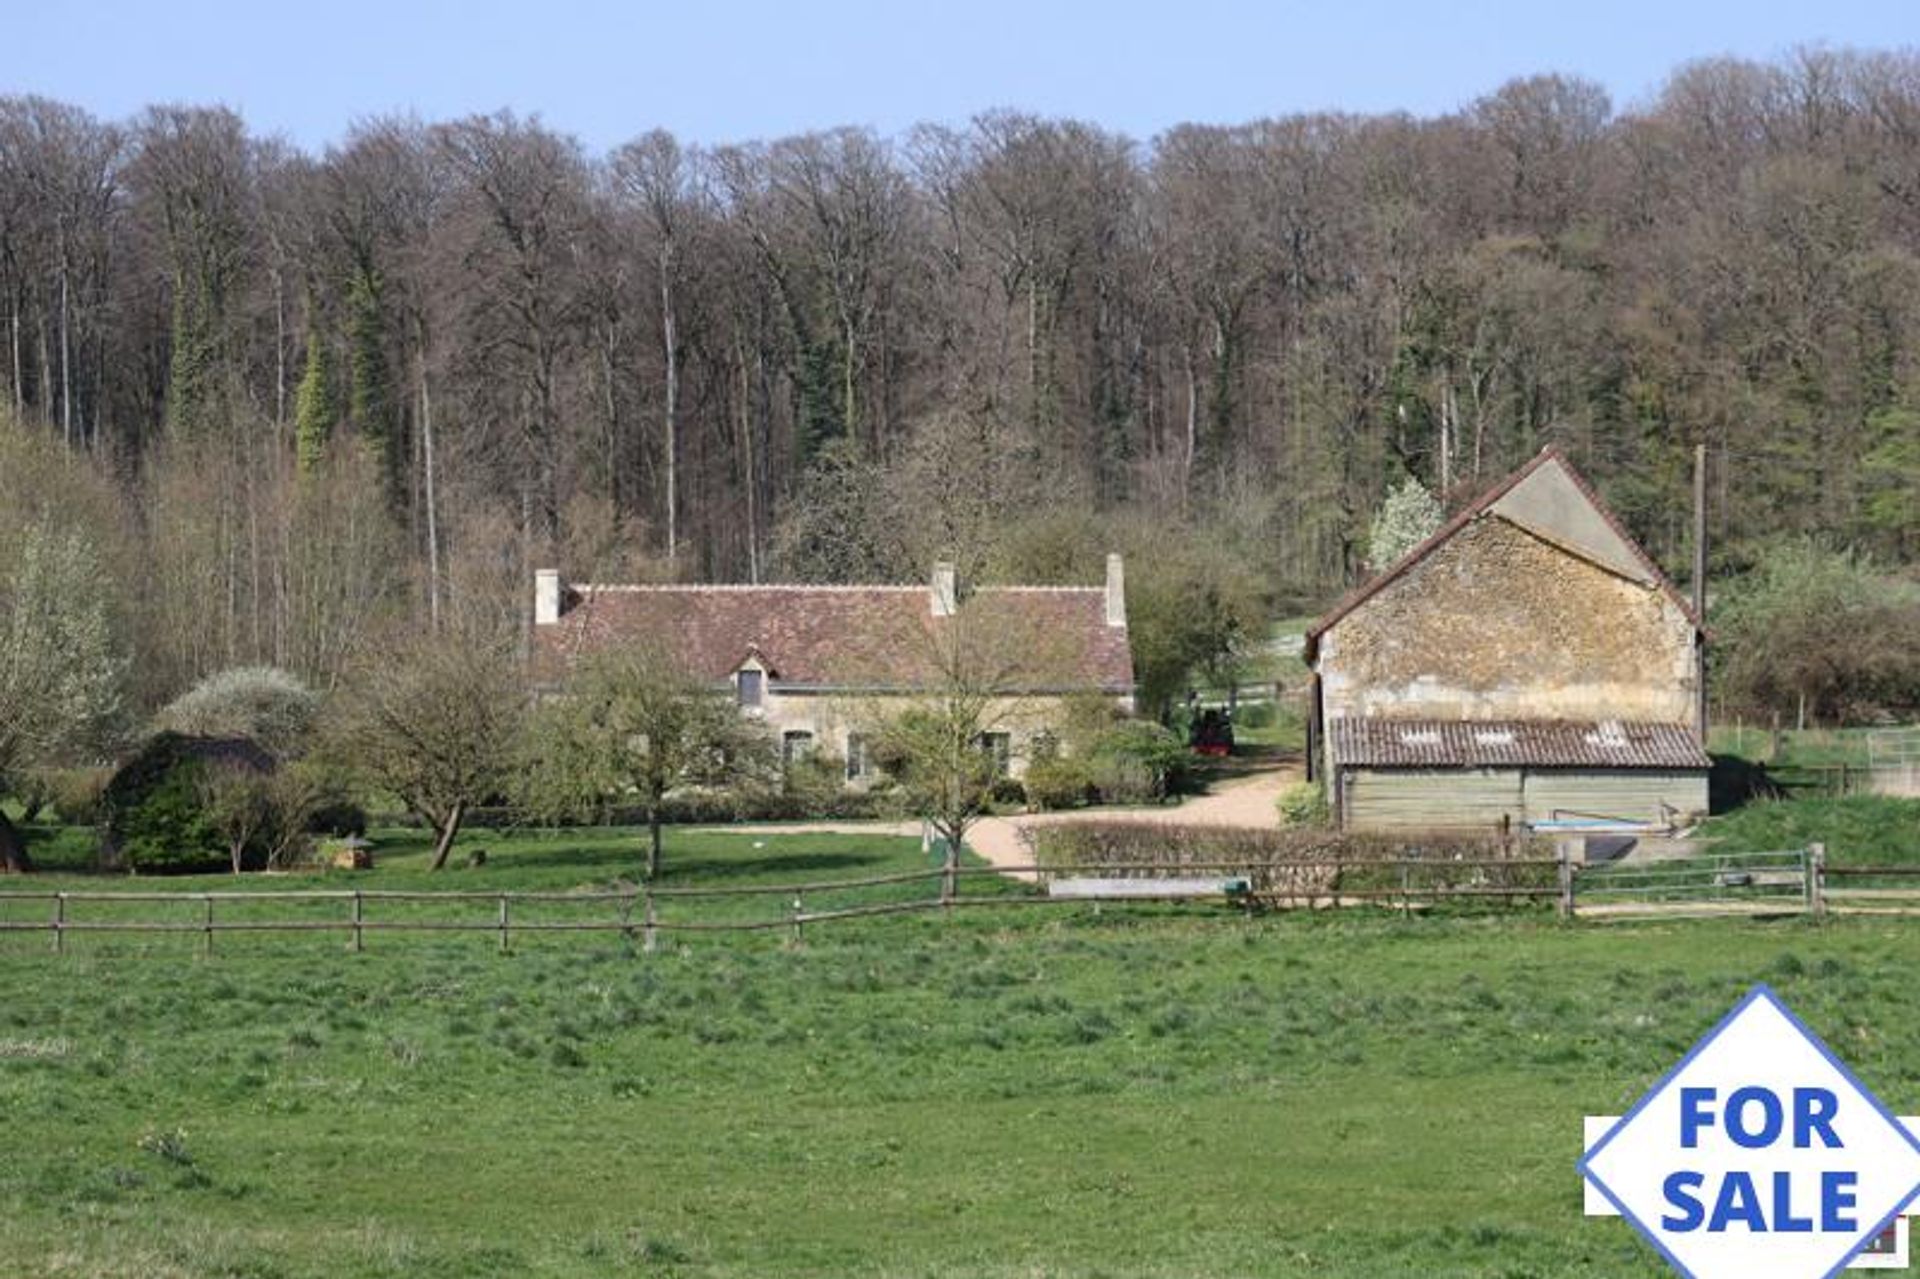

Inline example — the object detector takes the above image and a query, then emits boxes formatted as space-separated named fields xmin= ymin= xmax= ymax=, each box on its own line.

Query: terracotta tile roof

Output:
xmin=1304 ymin=446 xmax=1703 ymax=660
xmin=1328 ymin=717 xmax=1711 ymax=770
xmin=531 ymin=584 xmax=1134 ymax=692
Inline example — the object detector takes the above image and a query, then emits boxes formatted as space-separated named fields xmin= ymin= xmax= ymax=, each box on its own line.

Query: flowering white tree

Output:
xmin=1365 ymin=477 xmax=1445 ymax=573
xmin=0 ymin=524 xmax=129 ymax=871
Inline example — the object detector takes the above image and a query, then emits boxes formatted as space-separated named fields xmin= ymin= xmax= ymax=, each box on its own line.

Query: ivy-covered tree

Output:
xmin=346 ymin=265 xmax=398 ymax=504
xmin=293 ymin=318 xmax=337 ymax=473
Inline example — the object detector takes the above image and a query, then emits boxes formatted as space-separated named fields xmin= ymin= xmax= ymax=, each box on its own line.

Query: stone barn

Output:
xmin=1305 ymin=448 xmax=1710 ymax=833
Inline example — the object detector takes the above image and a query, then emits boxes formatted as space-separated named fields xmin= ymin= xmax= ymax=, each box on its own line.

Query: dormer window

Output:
xmin=737 ymin=668 xmax=764 ymax=708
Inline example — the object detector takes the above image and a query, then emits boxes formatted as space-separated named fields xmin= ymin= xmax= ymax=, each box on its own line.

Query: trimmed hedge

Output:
xmin=1024 ymin=821 xmax=1552 ymax=898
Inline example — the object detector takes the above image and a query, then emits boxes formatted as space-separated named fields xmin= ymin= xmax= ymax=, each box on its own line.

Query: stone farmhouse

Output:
xmin=1305 ymin=447 xmax=1711 ymax=833
xmin=531 ymin=557 xmax=1136 ymax=780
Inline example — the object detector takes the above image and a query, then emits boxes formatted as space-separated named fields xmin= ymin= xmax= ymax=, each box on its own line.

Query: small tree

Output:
xmin=327 ymin=632 xmax=523 ymax=870
xmin=1365 ymin=477 xmax=1445 ymax=573
xmin=866 ymin=592 xmax=1068 ymax=902
xmin=196 ymin=761 xmax=274 ymax=875
xmin=525 ymin=644 xmax=774 ymax=879
xmin=1714 ymin=539 xmax=1920 ymax=727
xmin=0 ymin=525 xmax=129 ymax=872
xmin=1119 ymin=530 xmax=1262 ymax=721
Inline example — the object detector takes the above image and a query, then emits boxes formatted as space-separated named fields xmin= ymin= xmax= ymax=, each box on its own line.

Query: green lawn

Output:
xmin=5 ymin=827 xmax=1920 ymax=1275
xmin=1 ymin=824 xmax=1016 ymax=935
xmin=1701 ymin=794 xmax=1920 ymax=867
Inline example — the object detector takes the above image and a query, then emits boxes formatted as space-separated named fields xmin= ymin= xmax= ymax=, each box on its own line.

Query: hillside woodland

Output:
xmin=2 ymin=48 xmax=1920 ymax=723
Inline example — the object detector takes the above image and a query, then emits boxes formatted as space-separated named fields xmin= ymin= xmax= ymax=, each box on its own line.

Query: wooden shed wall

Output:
xmin=1341 ymin=768 xmax=1522 ymax=831
xmin=1339 ymin=767 xmax=1708 ymax=832
xmin=1520 ymin=770 xmax=1708 ymax=824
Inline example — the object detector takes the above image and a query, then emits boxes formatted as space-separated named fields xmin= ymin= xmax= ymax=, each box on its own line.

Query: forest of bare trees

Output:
xmin=5 ymin=47 xmax=1920 ymax=709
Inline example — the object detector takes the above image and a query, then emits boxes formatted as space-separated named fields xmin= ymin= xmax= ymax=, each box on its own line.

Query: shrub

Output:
xmin=1276 ymin=780 xmax=1329 ymax=828
xmin=989 ymin=775 xmax=1027 ymax=807
xmin=45 ymin=766 xmax=111 ymax=826
xmin=1088 ymin=720 xmax=1189 ymax=803
xmin=1025 ymin=821 xmax=1551 ymax=899
xmin=1024 ymin=756 xmax=1094 ymax=811
xmin=109 ymin=758 xmax=224 ymax=874
xmin=306 ymin=796 xmax=368 ymax=839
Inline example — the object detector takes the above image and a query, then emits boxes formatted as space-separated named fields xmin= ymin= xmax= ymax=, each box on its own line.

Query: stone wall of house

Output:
xmin=1318 ymin=515 xmax=1698 ymax=725
xmin=750 ymin=689 xmax=1099 ymax=779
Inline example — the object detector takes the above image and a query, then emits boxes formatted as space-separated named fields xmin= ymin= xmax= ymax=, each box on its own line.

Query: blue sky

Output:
xmin=6 ymin=1 xmax=1914 ymax=153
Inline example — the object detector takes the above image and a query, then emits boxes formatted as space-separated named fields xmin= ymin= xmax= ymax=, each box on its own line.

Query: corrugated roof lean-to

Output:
xmin=1328 ymin=717 xmax=1710 ymax=770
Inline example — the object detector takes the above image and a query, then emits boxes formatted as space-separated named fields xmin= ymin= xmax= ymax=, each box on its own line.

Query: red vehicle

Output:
xmin=1190 ymin=708 xmax=1234 ymax=757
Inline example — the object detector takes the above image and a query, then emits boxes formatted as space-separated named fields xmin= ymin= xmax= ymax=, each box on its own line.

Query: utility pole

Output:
xmin=1693 ymin=442 xmax=1709 ymax=742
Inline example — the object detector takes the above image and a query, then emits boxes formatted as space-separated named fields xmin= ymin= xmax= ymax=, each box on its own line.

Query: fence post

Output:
xmin=202 ymin=895 xmax=215 ymax=955
xmin=642 ymin=886 xmax=658 ymax=953
xmin=497 ymin=894 xmax=510 ymax=953
xmin=619 ymin=888 xmax=636 ymax=947
xmin=51 ymin=893 xmax=65 ymax=955
xmin=1808 ymin=843 xmax=1826 ymax=919
xmin=1557 ymin=846 xmax=1575 ymax=921
xmin=351 ymin=890 xmax=364 ymax=953
xmin=1399 ymin=861 xmax=1412 ymax=920
xmin=790 ymin=892 xmax=804 ymax=945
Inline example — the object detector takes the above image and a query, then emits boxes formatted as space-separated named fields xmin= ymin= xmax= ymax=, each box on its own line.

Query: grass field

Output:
xmin=7 ymin=827 xmax=1920 ymax=1275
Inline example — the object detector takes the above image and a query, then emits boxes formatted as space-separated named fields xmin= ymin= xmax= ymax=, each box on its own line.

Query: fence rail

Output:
xmin=0 ymin=856 xmax=1573 ymax=952
xmin=12 ymin=844 xmax=1914 ymax=949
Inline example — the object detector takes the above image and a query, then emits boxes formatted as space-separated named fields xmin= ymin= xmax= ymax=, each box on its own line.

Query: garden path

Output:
xmin=700 ymin=758 xmax=1302 ymax=883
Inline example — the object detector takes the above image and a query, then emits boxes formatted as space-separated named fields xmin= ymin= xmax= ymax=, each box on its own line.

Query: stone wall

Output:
xmin=1319 ymin=515 xmax=1698 ymax=725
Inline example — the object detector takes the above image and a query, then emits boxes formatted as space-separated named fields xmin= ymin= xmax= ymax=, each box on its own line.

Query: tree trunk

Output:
xmin=0 ymin=809 xmax=33 ymax=874
xmin=59 ymin=247 xmax=73 ymax=451
xmin=646 ymin=797 xmax=664 ymax=881
xmin=939 ymin=819 xmax=962 ymax=906
xmin=419 ymin=342 xmax=440 ymax=631
xmin=428 ymin=800 xmax=466 ymax=871
xmin=661 ymin=246 xmax=679 ymax=564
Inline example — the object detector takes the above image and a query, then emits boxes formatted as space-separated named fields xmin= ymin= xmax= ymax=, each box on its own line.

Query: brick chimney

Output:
xmin=534 ymin=569 xmax=562 ymax=626
xmin=930 ymin=561 xmax=958 ymax=617
xmin=1104 ymin=552 xmax=1126 ymax=628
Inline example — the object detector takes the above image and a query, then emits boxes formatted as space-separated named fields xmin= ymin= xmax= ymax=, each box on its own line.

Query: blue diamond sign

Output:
xmin=1581 ymin=984 xmax=1920 ymax=1278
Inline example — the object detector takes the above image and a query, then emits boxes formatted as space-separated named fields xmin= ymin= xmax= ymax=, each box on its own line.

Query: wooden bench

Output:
xmin=1046 ymin=876 xmax=1252 ymax=902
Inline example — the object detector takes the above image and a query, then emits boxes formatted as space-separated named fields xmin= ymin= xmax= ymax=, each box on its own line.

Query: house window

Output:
xmin=1029 ymin=730 xmax=1060 ymax=763
xmin=782 ymin=730 xmax=814 ymax=766
xmin=845 ymin=733 xmax=870 ymax=781
xmin=737 ymin=669 xmax=763 ymax=708
xmin=977 ymin=732 xmax=1012 ymax=776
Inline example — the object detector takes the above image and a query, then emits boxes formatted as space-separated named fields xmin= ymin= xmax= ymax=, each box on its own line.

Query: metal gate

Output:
xmin=1571 ymin=849 xmax=1812 ymax=920
xmin=1869 ymin=728 xmax=1920 ymax=797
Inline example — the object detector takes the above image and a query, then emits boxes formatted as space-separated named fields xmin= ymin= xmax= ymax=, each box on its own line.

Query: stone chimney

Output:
xmin=1104 ymin=552 xmax=1126 ymax=628
xmin=930 ymin=561 xmax=958 ymax=618
xmin=534 ymin=569 xmax=562 ymax=626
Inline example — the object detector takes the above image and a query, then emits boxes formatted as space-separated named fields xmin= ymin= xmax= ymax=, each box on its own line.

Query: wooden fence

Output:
xmin=0 ymin=857 xmax=1571 ymax=953
xmin=13 ymin=846 xmax=1907 ymax=949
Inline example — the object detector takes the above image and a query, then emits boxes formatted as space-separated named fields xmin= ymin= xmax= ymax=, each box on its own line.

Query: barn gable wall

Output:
xmin=1319 ymin=515 xmax=1697 ymax=725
